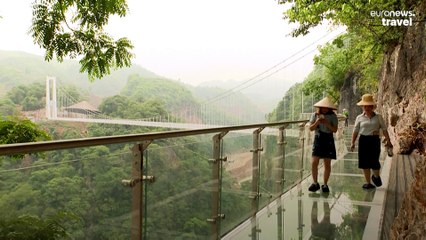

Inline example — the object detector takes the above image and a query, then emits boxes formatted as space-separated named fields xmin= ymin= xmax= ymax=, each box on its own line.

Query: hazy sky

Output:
xmin=0 ymin=0 xmax=344 ymax=86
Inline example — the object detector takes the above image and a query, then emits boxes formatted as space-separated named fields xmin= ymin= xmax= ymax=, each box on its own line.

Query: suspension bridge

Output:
xmin=44 ymin=75 xmax=322 ymax=136
xmin=41 ymin=29 xmax=344 ymax=134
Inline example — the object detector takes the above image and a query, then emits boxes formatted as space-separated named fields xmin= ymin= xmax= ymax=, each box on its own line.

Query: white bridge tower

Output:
xmin=45 ymin=76 xmax=58 ymax=119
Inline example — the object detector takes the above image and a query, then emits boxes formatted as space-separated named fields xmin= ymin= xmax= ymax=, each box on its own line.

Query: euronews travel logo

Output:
xmin=370 ymin=10 xmax=416 ymax=26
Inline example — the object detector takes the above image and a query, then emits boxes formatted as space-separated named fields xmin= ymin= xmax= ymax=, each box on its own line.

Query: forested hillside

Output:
xmin=0 ymin=50 xmax=265 ymax=125
xmin=121 ymin=75 xmax=199 ymax=113
xmin=0 ymin=50 xmax=159 ymax=97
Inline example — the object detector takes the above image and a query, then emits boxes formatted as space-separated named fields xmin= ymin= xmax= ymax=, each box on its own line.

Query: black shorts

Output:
xmin=358 ymin=135 xmax=381 ymax=170
xmin=312 ymin=132 xmax=336 ymax=159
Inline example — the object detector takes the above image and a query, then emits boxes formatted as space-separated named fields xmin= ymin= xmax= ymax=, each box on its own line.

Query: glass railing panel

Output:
xmin=143 ymin=135 xmax=215 ymax=239
xmin=283 ymin=134 xmax=304 ymax=191
xmin=0 ymin=144 xmax=133 ymax=239
xmin=220 ymin=132 xmax=254 ymax=236
xmin=302 ymin=126 xmax=314 ymax=174
xmin=258 ymin=129 xmax=289 ymax=211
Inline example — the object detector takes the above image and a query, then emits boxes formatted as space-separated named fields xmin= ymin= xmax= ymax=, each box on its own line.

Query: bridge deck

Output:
xmin=51 ymin=117 xmax=301 ymax=136
xmin=223 ymin=129 xmax=393 ymax=240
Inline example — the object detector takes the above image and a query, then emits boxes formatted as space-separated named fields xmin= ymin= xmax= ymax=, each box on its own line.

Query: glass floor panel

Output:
xmin=223 ymin=152 xmax=392 ymax=240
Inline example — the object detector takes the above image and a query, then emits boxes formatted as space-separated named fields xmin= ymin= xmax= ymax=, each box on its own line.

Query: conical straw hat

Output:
xmin=357 ymin=94 xmax=376 ymax=106
xmin=313 ymin=96 xmax=337 ymax=110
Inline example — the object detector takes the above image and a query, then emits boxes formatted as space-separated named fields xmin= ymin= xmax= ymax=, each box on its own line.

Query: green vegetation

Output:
xmin=0 ymin=50 xmax=158 ymax=97
xmin=302 ymin=33 xmax=383 ymax=100
xmin=268 ymin=83 xmax=322 ymax=121
xmin=281 ymin=0 xmax=409 ymax=46
xmin=0 ymin=131 xmax=301 ymax=239
xmin=0 ymin=98 xmax=18 ymax=116
xmin=0 ymin=51 xmax=264 ymax=125
xmin=278 ymin=0 xmax=423 ymax=101
xmin=0 ymin=84 xmax=304 ymax=239
xmin=0 ymin=117 xmax=51 ymax=159
xmin=98 ymin=95 xmax=167 ymax=119
xmin=121 ymin=75 xmax=199 ymax=113
xmin=30 ymin=0 xmax=134 ymax=80
xmin=6 ymin=82 xmax=83 ymax=111
xmin=7 ymin=83 xmax=45 ymax=111
xmin=0 ymin=117 xmax=50 ymax=144
xmin=0 ymin=212 xmax=73 ymax=240
xmin=269 ymin=0 xmax=423 ymax=116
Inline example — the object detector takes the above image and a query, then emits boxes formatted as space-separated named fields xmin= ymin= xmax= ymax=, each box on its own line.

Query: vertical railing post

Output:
xmin=250 ymin=127 xmax=264 ymax=240
xmin=275 ymin=125 xmax=288 ymax=194
xmin=275 ymin=125 xmax=287 ymax=240
xmin=208 ymin=131 xmax=228 ymax=240
xmin=297 ymin=124 xmax=306 ymax=240
xmin=126 ymin=140 xmax=152 ymax=240
xmin=297 ymin=187 xmax=304 ymax=240
xmin=298 ymin=123 xmax=306 ymax=179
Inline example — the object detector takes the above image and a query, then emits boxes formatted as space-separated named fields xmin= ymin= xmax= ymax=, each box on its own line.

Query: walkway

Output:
xmin=223 ymin=128 xmax=392 ymax=240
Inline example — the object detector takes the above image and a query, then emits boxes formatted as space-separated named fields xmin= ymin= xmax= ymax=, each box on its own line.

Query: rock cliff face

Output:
xmin=376 ymin=2 xmax=426 ymax=238
xmin=338 ymin=71 xmax=362 ymax=124
xmin=390 ymin=153 xmax=426 ymax=239
xmin=377 ymin=7 xmax=426 ymax=155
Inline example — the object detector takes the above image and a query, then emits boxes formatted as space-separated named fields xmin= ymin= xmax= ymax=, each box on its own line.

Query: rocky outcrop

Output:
xmin=338 ymin=71 xmax=363 ymax=124
xmin=376 ymin=2 xmax=426 ymax=239
xmin=390 ymin=154 xmax=426 ymax=239
xmin=377 ymin=4 xmax=426 ymax=155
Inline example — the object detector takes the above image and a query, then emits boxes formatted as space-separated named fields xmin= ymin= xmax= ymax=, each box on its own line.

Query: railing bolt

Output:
xmin=250 ymin=147 xmax=263 ymax=153
xmin=122 ymin=175 xmax=155 ymax=187
xmin=208 ymin=156 xmax=227 ymax=163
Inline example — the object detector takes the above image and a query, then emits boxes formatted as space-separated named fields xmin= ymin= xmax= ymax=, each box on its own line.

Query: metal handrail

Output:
xmin=0 ymin=120 xmax=308 ymax=156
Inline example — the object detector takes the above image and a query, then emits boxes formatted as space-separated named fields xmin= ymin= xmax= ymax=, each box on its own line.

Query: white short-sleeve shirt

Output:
xmin=353 ymin=112 xmax=387 ymax=135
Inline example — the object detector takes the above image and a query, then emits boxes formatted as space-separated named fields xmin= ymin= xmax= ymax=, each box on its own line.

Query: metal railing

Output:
xmin=0 ymin=120 xmax=315 ymax=240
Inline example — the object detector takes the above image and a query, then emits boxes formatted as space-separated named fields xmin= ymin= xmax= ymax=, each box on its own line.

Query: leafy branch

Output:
xmin=29 ymin=0 xmax=134 ymax=80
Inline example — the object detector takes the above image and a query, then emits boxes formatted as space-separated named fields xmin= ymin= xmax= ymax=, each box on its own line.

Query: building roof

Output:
xmin=64 ymin=101 xmax=100 ymax=114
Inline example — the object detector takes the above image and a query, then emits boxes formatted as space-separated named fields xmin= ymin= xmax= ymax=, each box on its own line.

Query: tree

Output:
xmin=0 ymin=117 xmax=51 ymax=144
xmin=30 ymin=0 xmax=134 ymax=80
xmin=280 ymin=0 xmax=409 ymax=47
xmin=7 ymin=83 xmax=45 ymax=111
xmin=0 ymin=98 xmax=19 ymax=117
xmin=0 ymin=212 xmax=72 ymax=240
xmin=301 ymin=33 xmax=383 ymax=99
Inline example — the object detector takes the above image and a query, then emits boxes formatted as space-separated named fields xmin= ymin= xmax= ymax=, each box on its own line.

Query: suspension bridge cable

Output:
xmin=202 ymin=30 xmax=346 ymax=104
xmin=201 ymin=29 xmax=344 ymax=105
